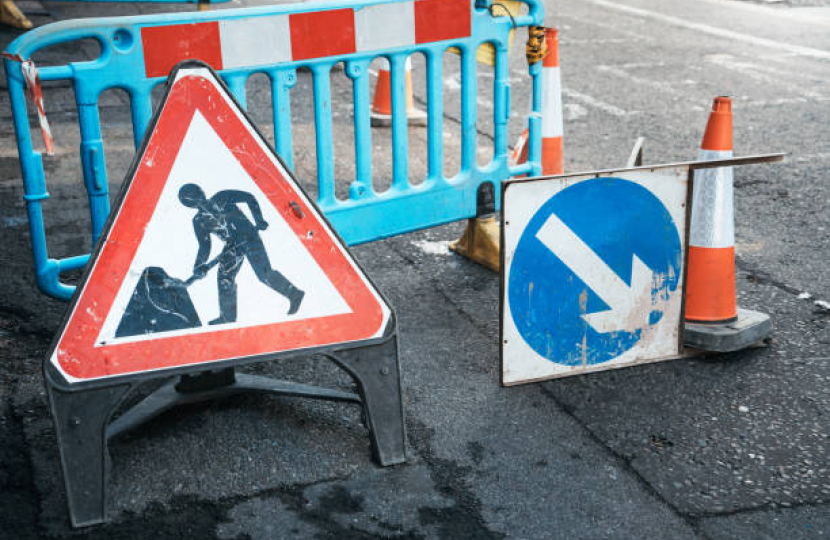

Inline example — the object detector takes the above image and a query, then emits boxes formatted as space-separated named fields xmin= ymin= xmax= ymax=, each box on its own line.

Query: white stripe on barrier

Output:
xmin=541 ymin=67 xmax=564 ymax=138
xmin=690 ymin=149 xmax=734 ymax=248
xmin=220 ymin=16 xmax=292 ymax=68
xmin=355 ymin=1 xmax=415 ymax=52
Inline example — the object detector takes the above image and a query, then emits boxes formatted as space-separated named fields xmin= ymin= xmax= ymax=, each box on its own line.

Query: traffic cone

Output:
xmin=512 ymin=28 xmax=564 ymax=175
xmin=512 ymin=127 xmax=529 ymax=167
xmin=370 ymin=57 xmax=427 ymax=127
xmin=684 ymin=96 xmax=772 ymax=352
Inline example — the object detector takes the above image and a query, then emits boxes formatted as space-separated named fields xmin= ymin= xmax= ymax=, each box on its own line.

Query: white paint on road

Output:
xmin=561 ymin=38 xmax=642 ymax=45
xmin=581 ymin=0 xmax=830 ymax=61
xmin=564 ymin=103 xmax=588 ymax=121
xmin=739 ymin=97 xmax=812 ymax=108
xmin=793 ymin=152 xmax=830 ymax=162
xmin=412 ymin=239 xmax=451 ymax=256
xmin=596 ymin=65 xmax=678 ymax=93
xmin=693 ymin=0 xmax=830 ymax=28
xmin=561 ymin=88 xmax=635 ymax=116
xmin=559 ymin=13 xmax=655 ymax=43
xmin=705 ymin=54 xmax=829 ymax=102
xmin=444 ymin=75 xmax=461 ymax=92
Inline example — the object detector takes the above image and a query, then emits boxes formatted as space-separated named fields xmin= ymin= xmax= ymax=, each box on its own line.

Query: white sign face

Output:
xmin=501 ymin=166 xmax=690 ymax=384
xmin=49 ymin=66 xmax=390 ymax=382
xmin=95 ymin=110 xmax=351 ymax=346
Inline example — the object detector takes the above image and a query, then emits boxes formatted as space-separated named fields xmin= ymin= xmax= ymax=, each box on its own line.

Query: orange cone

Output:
xmin=370 ymin=58 xmax=427 ymax=127
xmin=685 ymin=97 xmax=736 ymax=323
xmin=512 ymin=28 xmax=564 ymax=175
xmin=684 ymin=96 xmax=772 ymax=352
xmin=512 ymin=127 xmax=529 ymax=166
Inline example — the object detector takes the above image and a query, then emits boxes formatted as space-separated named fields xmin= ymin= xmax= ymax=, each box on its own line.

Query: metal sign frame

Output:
xmin=499 ymin=154 xmax=784 ymax=385
xmin=44 ymin=61 xmax=406 ymax=528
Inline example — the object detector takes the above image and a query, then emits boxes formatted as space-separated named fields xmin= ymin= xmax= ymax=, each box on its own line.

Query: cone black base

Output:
xmin=684 ymin=308 xmax=772 ymax=353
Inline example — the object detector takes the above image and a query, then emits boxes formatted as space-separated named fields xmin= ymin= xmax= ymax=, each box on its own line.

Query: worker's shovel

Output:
xmin=178 ymin=255 xmax=223 ymax=287
xmin=114 ymin=256 xmax=222 ymax=339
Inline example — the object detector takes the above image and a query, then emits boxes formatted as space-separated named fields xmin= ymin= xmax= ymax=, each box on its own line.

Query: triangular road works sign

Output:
xmin=50 ymin=63 xmax=391 ymax=383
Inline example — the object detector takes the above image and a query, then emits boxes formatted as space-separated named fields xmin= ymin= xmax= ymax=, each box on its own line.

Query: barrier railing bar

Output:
xmin=37 ymin=65 xmax=73 ymax=81
xmin=225 ymin=73 xmax=247 ymax=110
xmin=390 ymin=54 xmax=408 ymax=191
xmin=270 ymin=68 xmax=295 ymax=171
xmin=348 ymin=59 xmax=373 ymax=199
xmin=57 ymin=254 xmax=90 ymax=271
xmin=494 ymin=39 xmax=509 ymax=163
xmin=129 ymin=87 xmax=152 ymax=149
xmin=77 ymin=101 xmax=109 ymax=243
xmin=425 ymin=49 xmax=443 ymax=187
xmin=460 ymin=45 xmax=476 ymax=179
xmin=526 ymin=61 xmax=542 ymax=177
xmin=312 ymin=63 xmax=335 ymax=206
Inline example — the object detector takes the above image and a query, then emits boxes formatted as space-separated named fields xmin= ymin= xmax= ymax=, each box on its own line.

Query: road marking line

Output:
xmin=581 ymin=0 xmax=830 ymax=61
xmin=737 ymin=97 xmax=811 ymax=108
xmin=562 ymin=88 xmax=635 ymax=116
xmin=596 ymin=65 xmax=678 ymax=93
xmin=564 ymin=103 xmax=588 ymax=121
xmin=706 ymin=54 xmax=829 ymax=101
xmin=693 ymin=0 xmax=830 ymax=28
xmin=558 ymin=13 xmax=655 ymax=43
xmin=793 ymin=152 xmax=830 ymax=162
xmin=561 ymin=38 xmax=642 ymax=45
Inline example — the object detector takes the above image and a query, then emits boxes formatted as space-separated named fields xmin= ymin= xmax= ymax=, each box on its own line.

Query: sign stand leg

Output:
xmin=106 ymin=369 xmax=362 ymax=440
xmin=326 ymin=334 xmax=407 ymax=466
xmin=44 ymin=372 xmax=131 ymax=528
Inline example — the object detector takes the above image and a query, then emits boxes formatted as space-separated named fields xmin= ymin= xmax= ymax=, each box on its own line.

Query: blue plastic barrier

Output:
xmin=44 ymin=0 xmax=230 ymax=3
xmin=45 ymin=0 xmax=229 ymax=2
xmin=4 ymin=0 xmax=545 ymax=300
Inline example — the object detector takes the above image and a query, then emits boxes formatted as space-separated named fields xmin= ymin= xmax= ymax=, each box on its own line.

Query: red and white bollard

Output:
xmin=540 ymin=28 xmax=564 ymax=175
xmin=513 ymin=28 xmax=564 ymax=176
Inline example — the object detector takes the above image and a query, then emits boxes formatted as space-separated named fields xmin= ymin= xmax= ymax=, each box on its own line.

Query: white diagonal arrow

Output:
xmin=535 ymin=213 xmax=655 ymax=334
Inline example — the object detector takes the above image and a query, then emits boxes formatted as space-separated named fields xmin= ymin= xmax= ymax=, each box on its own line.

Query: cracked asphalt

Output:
xmin=0 ymin=0 xmax=828 ymax=538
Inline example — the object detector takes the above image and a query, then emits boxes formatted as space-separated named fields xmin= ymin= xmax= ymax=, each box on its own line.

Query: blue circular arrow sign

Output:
xmin=508 ymin=177 xmax=682 ymax=366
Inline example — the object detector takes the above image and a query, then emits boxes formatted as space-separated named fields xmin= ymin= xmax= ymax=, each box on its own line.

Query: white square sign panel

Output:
xmin=501 ymin=166 xmax=691 ymax=384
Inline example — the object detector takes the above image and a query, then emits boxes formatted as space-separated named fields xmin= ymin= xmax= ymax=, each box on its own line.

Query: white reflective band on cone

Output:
xmin=690 ymin=149 xmax=734 ymax=248
xmin=541 ymin=67 xmax=563 ymax=138
xmin=376 ymin=57 xmax=412 ymax=71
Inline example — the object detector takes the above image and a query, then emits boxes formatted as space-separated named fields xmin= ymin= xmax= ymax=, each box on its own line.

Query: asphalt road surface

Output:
xmin=0 ymin=0 xmax=827 ymax=538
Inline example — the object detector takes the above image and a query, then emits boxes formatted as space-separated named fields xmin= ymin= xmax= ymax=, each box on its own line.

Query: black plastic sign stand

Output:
xmin=45 ymin=330 xmax=405 ymax=527
xmin=42 ymin=61 xmax=406 ymax=528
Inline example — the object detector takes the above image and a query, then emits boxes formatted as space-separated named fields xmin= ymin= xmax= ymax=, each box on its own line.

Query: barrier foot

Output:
xmin=370 ymin=108 xmax=428 ymax=128
xmin=449 ymin=216 xmax=501 ymax=272
xmin=107 ymin=369 xmax=360 ymax=440
xmin=684 ymin=308 xmax=772 ymax=353
xmin=329 ymin=336 xmax=407 ymax=466
xmin=0 ymin=0 xmax=33 ymax=29
xmin=45 ymin=378 xmax=131 ymax=528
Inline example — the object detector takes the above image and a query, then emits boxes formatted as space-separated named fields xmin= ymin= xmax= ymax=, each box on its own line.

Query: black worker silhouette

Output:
xmin=179 ymin=183 xmax=305 ymax=325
